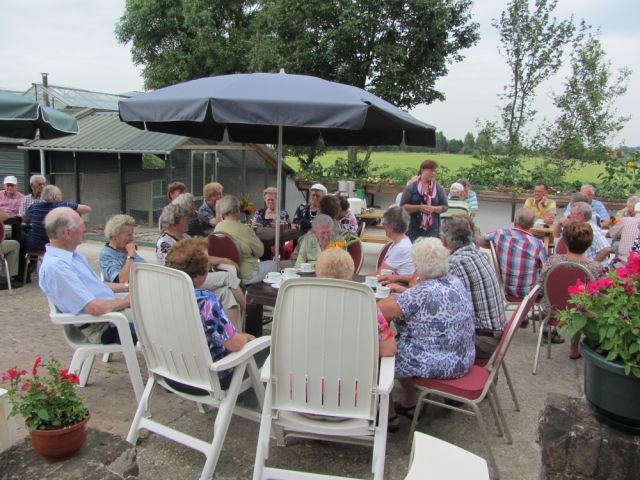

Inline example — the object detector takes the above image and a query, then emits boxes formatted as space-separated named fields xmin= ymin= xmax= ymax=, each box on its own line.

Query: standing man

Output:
xmin=197 ymin=182 xmax=224 ymax=235
xmin=442 ymin=216 xmax=506 ymax=359
xmin=0 ymin=175 xmax=24 ymax=218
xmin=19 ymin=175 xmax=47 ymax=218
xmin=39 ymin=207 xmax=132 ymax=344
xmin=524 ymin=182 xmax=556 ymax=225
xmin=476 ymin=208 xmax=547 ymax=299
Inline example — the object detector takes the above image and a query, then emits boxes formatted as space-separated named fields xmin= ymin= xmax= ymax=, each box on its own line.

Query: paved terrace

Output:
xmin=0 ymin=235 xmax=584 ymax=479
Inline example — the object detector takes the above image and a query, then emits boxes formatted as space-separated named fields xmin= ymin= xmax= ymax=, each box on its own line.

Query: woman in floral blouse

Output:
xmin=250 ymin=187 xmax=290 ymax=228
xmin=337 ymin=196 xmax=359 ymax=237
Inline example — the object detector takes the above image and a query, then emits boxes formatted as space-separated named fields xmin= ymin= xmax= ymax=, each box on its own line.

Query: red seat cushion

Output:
xmin=413 ymin=366 xmax=489 ymax=400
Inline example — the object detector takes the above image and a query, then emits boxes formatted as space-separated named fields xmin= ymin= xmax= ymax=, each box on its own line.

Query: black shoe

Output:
xmin=543 ymin=330 xmax=565 ymax=344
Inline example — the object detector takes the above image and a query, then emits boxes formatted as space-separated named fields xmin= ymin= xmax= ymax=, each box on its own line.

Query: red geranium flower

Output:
xmin=2 ymin=369 xmax=28 ymax=382
xmin=568 ymin=278 xmax=586 ymax=296
xmin=32 ymin=356 xmax=42 ymax=376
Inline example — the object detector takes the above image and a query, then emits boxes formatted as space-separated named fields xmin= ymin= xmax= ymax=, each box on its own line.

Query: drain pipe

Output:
xmin=39 ymin=73 xmax=50 ymax=175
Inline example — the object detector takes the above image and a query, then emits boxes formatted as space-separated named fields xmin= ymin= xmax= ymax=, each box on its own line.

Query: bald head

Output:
xmin=45 ymin=207 xmax=80 ymax=240
xmin=514 ymin=208 xmax=535 ymax=229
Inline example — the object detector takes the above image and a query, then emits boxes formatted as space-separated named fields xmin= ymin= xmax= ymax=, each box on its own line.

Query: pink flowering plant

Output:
xmin=557 ymin=252 xmax=640 ymax=378
xmin=1 ymin=356 xmax=88 ymax=430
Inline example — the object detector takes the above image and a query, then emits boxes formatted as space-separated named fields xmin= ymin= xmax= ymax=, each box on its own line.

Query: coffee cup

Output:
xmin=282 ymin=267 xmax=297 ymax=278
xmin=300 ymin=262 xmax=313 ymax=272
xmin=377 ymin=285 xmax=390 ymax=298
xmin=365 ymin=276 xmax=378 ymax=288
xmin=380 ymin=269 xmax=393 ymax=277
xmin=266 ymin=271 xmax=282 ymax=282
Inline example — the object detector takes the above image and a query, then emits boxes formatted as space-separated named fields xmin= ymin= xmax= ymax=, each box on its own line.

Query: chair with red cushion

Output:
xmin=0 ymin=223 xmax=12 ymax=295
xmin=407 ymin=285 xmax=541 ymax=480
xmin=532 ymin=261 xmax=595 ymax=374
xmin=208 ymin=233 xmax=241 ymax=266
xmin=376 ymin=241 xmax=393 ymax=270
xmin=554 ymin=237 xmax=568 ymax=254
xmin=347 ymin=239 xmax=364 ymax=275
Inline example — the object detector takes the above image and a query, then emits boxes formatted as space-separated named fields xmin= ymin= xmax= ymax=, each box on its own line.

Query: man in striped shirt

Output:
xmin=458 ymin=179 xmax=478 ymax=218
xmin=476 ymin=208 xmax=547 ymax=298
xmin=19 ymin=174 xmax=46 ymax=218
xmin=442 ymin=182 xmax=470 ymax=220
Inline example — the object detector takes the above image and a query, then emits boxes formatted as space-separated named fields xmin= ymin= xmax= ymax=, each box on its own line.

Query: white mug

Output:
xmin=283 ymin=267 xmax=297 ymax=278
xmin=266 ymin=271 xmax=282 ymax=281
xmin=365 ymin=276 xmax=378 ymax=288
xmin=377 ymin=285 xmax=391 ymax=298
xmin=300 ymin=262 xmax=313 ymax=272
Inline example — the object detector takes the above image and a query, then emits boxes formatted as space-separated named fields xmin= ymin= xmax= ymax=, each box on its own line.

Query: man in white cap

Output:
xmin=441 ymin=182 xmax=470 ymax=219
xmin=292 ymin=182 xmax=327 ymax=233
xmin=0 ymin=175 xmax=24 ymax=217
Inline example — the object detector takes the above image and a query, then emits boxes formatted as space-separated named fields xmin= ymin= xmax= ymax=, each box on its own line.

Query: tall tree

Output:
xmin=463 ymin=132 xmax=475 ymax=152
xmin=493 ymin=0 xmax=576 ymax=158
xmin=435 ymin=131 xmax=448 ymax=153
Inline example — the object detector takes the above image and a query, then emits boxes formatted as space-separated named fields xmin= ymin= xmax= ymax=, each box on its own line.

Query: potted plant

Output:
xmin=557 ymin=252 xmax=640 ymax=433
xmin=1 ymin=356 xmax=90 ymax=460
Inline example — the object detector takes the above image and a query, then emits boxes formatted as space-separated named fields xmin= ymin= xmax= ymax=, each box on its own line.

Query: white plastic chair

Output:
xmin=46 ymin=298 xmax=144 ymax=402
xmin=127 ymin=263 xmax=270 ymax=480
xmin=253 ymin=277 xmax=394 ymax=480
xmin=405 ymin=431 xmax=490 ymax=480
xmin=0 ymin=388 xmax=17 ymax=453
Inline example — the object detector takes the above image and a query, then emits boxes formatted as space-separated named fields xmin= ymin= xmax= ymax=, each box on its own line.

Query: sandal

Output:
xmin=394 ymin=402 xmax=417 ymax=420
xmin=387 ymin=415 xmax=400 ymax=432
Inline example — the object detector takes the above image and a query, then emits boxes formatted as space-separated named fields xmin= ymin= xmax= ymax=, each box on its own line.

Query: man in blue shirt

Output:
xmin=39 ymin=207 xmax=132 ymax=344
xmin=563 ymin=185 xmax=610 ymax=227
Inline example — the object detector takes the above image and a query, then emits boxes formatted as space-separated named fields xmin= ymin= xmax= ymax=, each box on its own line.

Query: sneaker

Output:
xmin=542 ymin=330 xmax=565 ymax=344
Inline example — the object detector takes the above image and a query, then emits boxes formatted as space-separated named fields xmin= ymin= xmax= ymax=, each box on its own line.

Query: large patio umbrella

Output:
xmin=119 ymin=72 xmax=436 ymax=264
xmin=0 ymin=92 xmax=79 ymax=139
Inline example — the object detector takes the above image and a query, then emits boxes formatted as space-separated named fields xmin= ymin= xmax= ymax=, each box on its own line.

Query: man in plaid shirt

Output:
xmin=442 ymin=216 xmax=506 ymax=360
xmin=477 ymin=208 xmax=547 ymax=299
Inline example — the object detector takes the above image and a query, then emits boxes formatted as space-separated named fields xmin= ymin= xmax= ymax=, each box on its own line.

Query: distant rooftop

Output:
xmin=23 ymin=84 xmax=134 ymax=111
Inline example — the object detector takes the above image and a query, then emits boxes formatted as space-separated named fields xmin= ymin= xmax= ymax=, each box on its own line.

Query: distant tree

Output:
xmin=463 ymin=132 xmax=475 ymax=152
xmin=475 ymin=128 xmax=493 ymax=154
xmin=493 ymin=0 xmax=576 ymax=158
xmin=435 ymin=131 xmax=448 ymax=152
xmin=448 ymin=139 xmax=464 ymax=154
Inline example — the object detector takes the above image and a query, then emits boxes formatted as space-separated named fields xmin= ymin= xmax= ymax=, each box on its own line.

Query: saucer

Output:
xmin=263 ymin=277 xmax=281 ymax=284
xmin=272 ymin=283 xmax=281 ymax=289
xmin=375 ymin=292 xmax=390 ymax=299
xmin=299 ymin=267 xmax=315 ymax=274
xmin=282 ymin=273 xmax=300 ymax=280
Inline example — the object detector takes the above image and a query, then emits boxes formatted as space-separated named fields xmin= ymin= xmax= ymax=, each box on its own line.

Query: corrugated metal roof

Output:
xmin=21 ymin=110 xmax=188 ymax=154
xmin=23 ymin=84 xmax=128 ymax=110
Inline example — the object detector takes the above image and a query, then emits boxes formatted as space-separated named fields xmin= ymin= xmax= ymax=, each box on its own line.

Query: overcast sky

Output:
xmin=1 ymin=0 xmax=638 ymax=146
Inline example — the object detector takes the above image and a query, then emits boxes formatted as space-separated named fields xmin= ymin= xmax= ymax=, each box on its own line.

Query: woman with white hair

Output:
xmin=250 ymin=186 xmax=290 ymax=228
xmin=378 ymin=237 xmax=475 ymax=428
xmin=100 ymin=214 xmax=145 ymax=283
xmin=294 ymin=214 xmax=344 ymax=268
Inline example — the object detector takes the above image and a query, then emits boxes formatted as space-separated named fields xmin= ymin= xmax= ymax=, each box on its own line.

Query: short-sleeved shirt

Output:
xmin=449 ymin=244 xmax=506 ymax=333
xmin=484 ymin=227 xmax=547 ymax=298
xmin=441 ymin=197 xmax=470 ymax=218
xmin=99 ymin=244 xmax=146 ymax=282
xmin=467 ymin=190 xmax=479 ymax=214
xmin=586 ymin=224 xmax=611 ymax=262
xmin=523 ymin=198 xmax=557 ymax=220
xmin=383 ymin=236 xmax=414 ymax=275
xmin=0 ymin=190 xmax=24 ymax=217
xmin=394 ymin=274 xmax=475 ymax=379
xmin=25 ymin=201 xmax=79 ymax=251
xmin=292 ymin=203 xmax=318 ymax=234
xmin=156 ymin=232 xmax=186 ymax=265
xmin=194 ymin=288 xmax=236 ymax=378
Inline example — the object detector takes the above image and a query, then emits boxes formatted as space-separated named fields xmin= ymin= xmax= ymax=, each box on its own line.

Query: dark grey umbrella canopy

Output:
xmin=119 ymin=73 xmax=435 ymax=146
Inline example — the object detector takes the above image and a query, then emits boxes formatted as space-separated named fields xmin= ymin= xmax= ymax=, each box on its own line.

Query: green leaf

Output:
xmin=37 ymin=409 xmax=50 ymax=421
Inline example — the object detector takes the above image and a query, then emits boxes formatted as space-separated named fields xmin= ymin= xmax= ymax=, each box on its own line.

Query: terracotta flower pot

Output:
xmin=29 ymin=414 xmax=90 ymax=461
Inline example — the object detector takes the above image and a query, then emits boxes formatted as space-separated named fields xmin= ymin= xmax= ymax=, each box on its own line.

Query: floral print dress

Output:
xmin=250 ymin=208 xmax=290 ymax=228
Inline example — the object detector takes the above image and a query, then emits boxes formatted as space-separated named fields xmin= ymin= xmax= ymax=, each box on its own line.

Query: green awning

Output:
xmin=0 ymin=92 xmax=79 ymax=139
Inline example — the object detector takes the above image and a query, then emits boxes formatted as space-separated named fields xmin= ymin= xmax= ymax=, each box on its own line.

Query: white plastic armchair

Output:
xmin=46 ymin=298 xmax=144 ymax=402
xmin=127 ymin=263 xmax=270 ymax=480
xmin=253 ymin=277 xmax=395 ymax=480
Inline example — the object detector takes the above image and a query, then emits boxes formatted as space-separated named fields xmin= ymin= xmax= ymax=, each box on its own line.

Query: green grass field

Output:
xmin=286 ymin=150 xmax=606 ymax=184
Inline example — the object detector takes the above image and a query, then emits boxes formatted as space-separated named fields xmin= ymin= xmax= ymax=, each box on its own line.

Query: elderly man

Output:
xmin=554 ymin=201 xmax=612 ymax=263
xmin=476 ymin=208 xmax=547 ymax=299
xmin=0 ymin=175 xmax=24 ymax=217
xmin=39 ymin=207 xmax=132 ymax=344
xmin=458 ymin=179 xmax=478 ymax=218
xmin=442 ymin=217 xmax=506 ymax=359
xmin=0 ymin=208 xmax=20 ymax=281
xmin=25 ymin=185 xmax=91 ymax=252
xmin=197 ymin=182 xmax=224 ymax=235
xmin=19 ymin=175 xmax=46 ymax=218
xmin=442 ymin=182 xmax=470 ymax=219
xmin=523 ymin=182 xmax=556 ymax=225
xmin=607 ymin=202 xmax=640 ymax=258
xmin=563 ymin=185 xmax=610 ymax=227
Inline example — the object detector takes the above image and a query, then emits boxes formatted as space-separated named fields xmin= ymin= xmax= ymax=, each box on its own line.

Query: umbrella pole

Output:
xmin=274 ymin=125 xmax=283 ymax=272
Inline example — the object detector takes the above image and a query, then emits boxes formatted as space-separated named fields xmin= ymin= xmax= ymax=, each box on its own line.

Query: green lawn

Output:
xmin=286 ymin=150 xmax=606 ymax=184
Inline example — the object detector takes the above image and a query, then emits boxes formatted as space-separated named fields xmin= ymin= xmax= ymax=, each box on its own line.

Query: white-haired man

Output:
xmin=563 ymin=185 xmax=610 ymax=227
xmin=18 ymin=174 xmax=46 ymax=218
xmin=39 ymin=207 xmax=133 ymax=344
xmin=554 ymin=201 xmax=612 ymax=263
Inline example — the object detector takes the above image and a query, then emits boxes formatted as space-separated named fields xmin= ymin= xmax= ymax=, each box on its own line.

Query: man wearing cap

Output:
xmin=0 ymin=176 xmax=24 ymax=217
xmin=19 ymin=175 xmax=47 ymax=218
xmin=293 ymin=183 xmax=327 ymax=234
xmin=606 ymin=202 xmax=640 ymax=258
xmin=441 ymin=182 xmax=470 ymax=219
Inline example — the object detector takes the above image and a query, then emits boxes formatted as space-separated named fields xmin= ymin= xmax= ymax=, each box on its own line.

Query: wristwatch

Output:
xmin=127 ymin=255 xmax=135 ymax=261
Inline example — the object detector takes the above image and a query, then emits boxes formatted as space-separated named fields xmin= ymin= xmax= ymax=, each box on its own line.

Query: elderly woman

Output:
xmin=400 ymin=159 xmax=448 ymax=241
xmin=165 ymin=238 xmax=255 ymax=388
xmin=171 ymin=192 xmax=206 ymax=237
xmin=167 ymin=181 xmax=187 ymax=203
xmin=197 ymin=182 xmax=224 ymax=235
xmin=294 ymin=214 xmax=343 ymax=268
xmin=337 ymin=196 xmax=359 ymax=237
xmin=99 ymin=214 xmax=146 ymax=283
xmin=538 ymin=221 xmax=604 ymax=356
xmin=293 ymin=183 xmax=327 ymax=233
xmin=214 ymin=195 xmax=274 ymax=284
xmin=375 ymin=206 xmax=414 ymax=277
xmin=157 ymin=203 xmax=246 ymax=330
xmin=378 ymin=237 xmax=475 ymax=427
xmin=251 ymin=187 xmax=290 ymax=228
xmin=615 ymin=195 xmax=640 ymax=220
xmin=316 ymin=248 xmax=396 ymax=357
